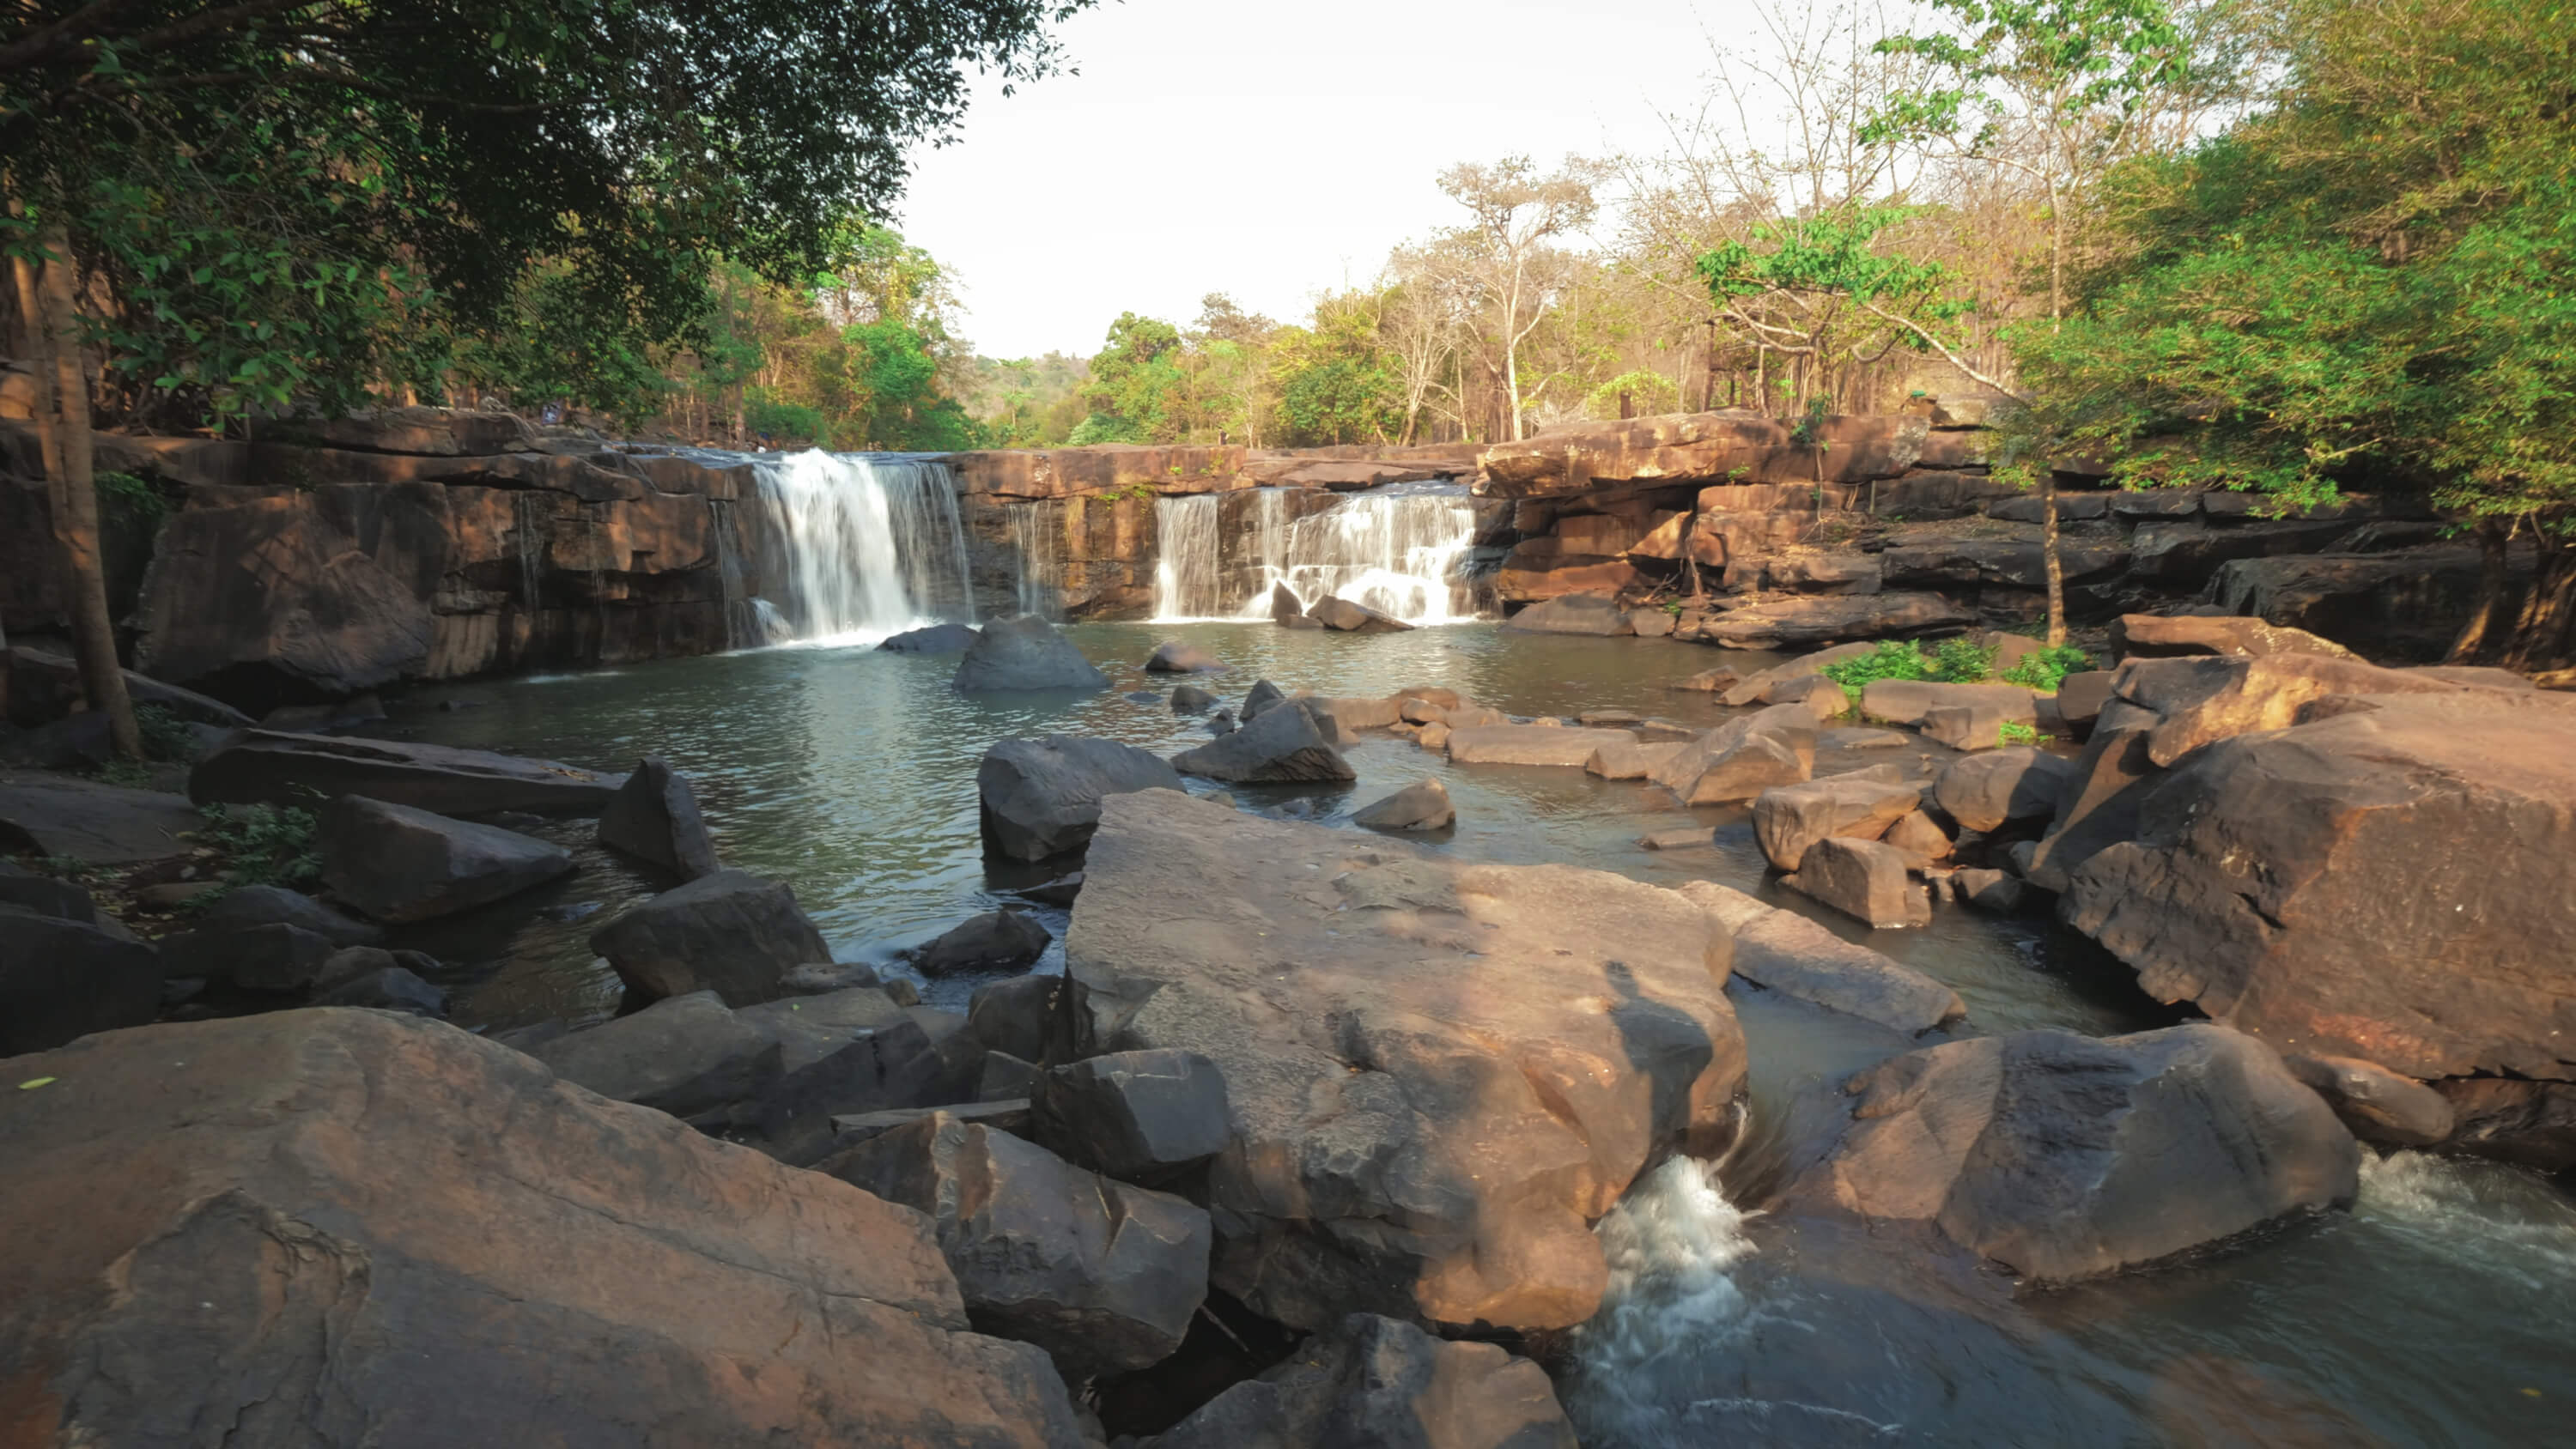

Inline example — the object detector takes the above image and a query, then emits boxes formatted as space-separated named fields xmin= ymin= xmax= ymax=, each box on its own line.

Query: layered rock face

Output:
xmin=1064 ymin=789 xmax=1746 ymax=1334
xmin=0 ymin=1009 xmax=1086 ymax=1446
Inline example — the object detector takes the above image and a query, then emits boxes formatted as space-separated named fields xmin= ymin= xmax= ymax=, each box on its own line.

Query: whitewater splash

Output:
xmin=1150 ymin=486 xmax=1483 ymax=625
xmin=749 ymin=451 xmax=974 ymax=645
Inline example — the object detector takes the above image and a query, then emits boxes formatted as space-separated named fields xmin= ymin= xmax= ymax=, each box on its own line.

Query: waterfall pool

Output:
xmin=363 ymin=620 xmax=2575 ymax=1447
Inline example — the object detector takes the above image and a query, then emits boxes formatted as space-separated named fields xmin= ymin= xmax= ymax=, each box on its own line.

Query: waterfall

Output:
xmin=1010 ymin=500 xmax=1067 ymax=621
xmin=1151 ymin=494 xmax=1224 ymax=619
xmin=749 ymin=450 xmax=974 ymax=643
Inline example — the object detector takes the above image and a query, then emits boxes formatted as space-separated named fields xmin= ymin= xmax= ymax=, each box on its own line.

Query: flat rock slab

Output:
xmin=1066 ymin=790 xmax=1746 ymax=1334
xmin=1446 ymin=724 xmax=1637 ymax=768
xmin=0 ymin=1010 xmax=1085 ymax=1446
xmin=1695 ymin=592 xmax=1975 ymax=651
xmin=1682 ymin=883 xmax=1963 ymax=1034
xmin=190 ymin=730 xmax=623 ymax=815
xmin=0 ymin=774 xmax=204 ymax=864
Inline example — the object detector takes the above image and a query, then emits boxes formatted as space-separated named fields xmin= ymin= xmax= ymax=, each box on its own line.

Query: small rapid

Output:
xmin=1150 ymin=484 xmax=1483 ymax=624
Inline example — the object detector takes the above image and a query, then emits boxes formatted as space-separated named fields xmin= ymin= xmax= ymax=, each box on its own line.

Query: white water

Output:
xmin=1149 ymin=485 xmax=1482 ymax=625
xmin=750 ymin=451 xmax=974 ymax=644
xmin=1010 ymin=499 xmax=1067 ymax=621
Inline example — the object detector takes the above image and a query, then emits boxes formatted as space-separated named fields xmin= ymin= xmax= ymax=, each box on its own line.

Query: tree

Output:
xmin=2002 ymin=0 xmax=2576 ymax=669
xmin=1435 ymin=156 xmax=1604 ymax=441
xmin=1866 ymin=0 xmax=2196 ymax=644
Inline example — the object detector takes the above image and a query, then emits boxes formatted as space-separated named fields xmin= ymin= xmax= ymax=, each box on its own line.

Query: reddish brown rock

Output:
xmin=1479 ymin=412 xmax=1930 ymax=499
xmin=1492 ymin=536 xmax=1648 ymax=603
xmin=1695 ymin=593 xmax=1977 ymax=652
xmin=2110 ymin=613 xmax=2360 ymax=663
xmin=1784 ymin=837 xmax=1931 ymax=928
xmin=1752 ymin=773 xmax=1922 ymax=872
xmin=0 ymin=1010 xmax=1085 ymax=1446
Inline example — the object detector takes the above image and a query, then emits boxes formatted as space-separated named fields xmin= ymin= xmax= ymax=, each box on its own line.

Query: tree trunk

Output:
xmin=2500 ymin=535 xmax=2576 ymax=673
xmin=2445 ymin=519 xmax=2512 ymax=664
xmin=32 ymin=219 xmax=143 ymax=759
xmin=2042 ymin=473 xmax=2067 ymax=647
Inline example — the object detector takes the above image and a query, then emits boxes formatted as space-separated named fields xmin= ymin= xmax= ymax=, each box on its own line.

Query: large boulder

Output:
xmin=1032 ymin=1048 xmax=1230 ymax=1183
xmin=1783 ymin=837 xmax=1930 ymax=929
xmin=877 ymin=621 xmax=980 ymax=654
xmin=952 ymin=613 xmax=1111 ymax=691
xmin=1170 ymin=699 xmax=1355 ymax=784
xmin=1750 ymin=772 xmax=1921 ymax=872
xmin=2110 ymin=613 xmax=2359 ymax=662
xmin=0 ymin=774 xmax=204 ymax=864
xmin=1352 ymin=778 xmax=1455 ymax=832
xmin=1857 ymin=679 xmax=2040 ymax=729
xmin=530 ymin=990 xmax=782 ymax=1118
xmin=196 ymin=883 xmax=380 ymax=945
xmin=1502 ymin=592 xmax=1633 ymax=636
xmin=155 ymin=921 xmax=339 ymax=992
xmin=1308 ymin=596 xmax=1413 ymax=633
xmin=0 ymin=905 xmax=160 ymax=1057
xmin=1151 ymin=1313 xmax=1576 ymax=1449
xmin=0 ymin=1010 xmax=1085 ymax=1445
xmin=1681 ymin=882 xmax=1961 ymax=1034
xmin=914 ymin=909 xmax=1052 ymax=976
xmin=131 ymin=500 xmax=432 ymax=711
xmin=1931 ymin=747 xmax=2078 ymax=834
xmin=823 ymin=1110 xmax=1212 ymax=1380
xmin=319 ymin=795 xmax=574 ymax=923
xmin=190 ymin=729 xmax=622 ymax=815
xmin=595 ymin=756 xmax=720 ymax=878
xmin=1066 ymin=791 xmax=1746 ymax=1333
xmin=588 ymin=870 xmax=829 ymax=1008
xmin=1792 ymin=1024 xmax=2360 ymax=1282
xmin=2060 ymin=688 xmax=2576 ymax=1081
xmin=1693 ymin=592 xmax=1976 ymax=651
xmin=979 ymin=735 xmax=1185 ymax=862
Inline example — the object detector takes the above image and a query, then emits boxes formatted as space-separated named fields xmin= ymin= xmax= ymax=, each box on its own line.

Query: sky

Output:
xmin=894 ymin=0 xmax=1747 ymax=359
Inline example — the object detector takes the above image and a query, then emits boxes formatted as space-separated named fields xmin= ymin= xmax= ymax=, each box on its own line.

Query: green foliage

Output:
xmin=132 ymin=705 xmax=198 ymax=763
xmin=1868 ymin=0 xmax=2193 ymax=155
xmin=1068 ymin=412 xmax=1142 ymax=446
xmin=191 ymin=803 xmax=321 ymax=890
xmin=2001 ymin=644 xmax=2096 ymax=691
xmin=1929 ymin=635 xmax=2002 ymax=682
xmin=1998 ymin=720 xmax=2044 ymax=746
xmin=1701 ymin=207 xmax=1970 ymax=320
xmin=1583 ymin=369 xmax=1682 ymax=421
xmin=1821 ymin=636 xmax=2008 ymax=704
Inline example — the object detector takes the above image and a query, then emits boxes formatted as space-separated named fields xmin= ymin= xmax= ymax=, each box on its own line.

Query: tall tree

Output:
xmin=1435 ymin=156 xmax=1603 ymax=442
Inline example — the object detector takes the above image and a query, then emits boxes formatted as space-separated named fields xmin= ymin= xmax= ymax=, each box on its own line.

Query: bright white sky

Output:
xmin=896 ymin=0 xmax=1746 ymax=359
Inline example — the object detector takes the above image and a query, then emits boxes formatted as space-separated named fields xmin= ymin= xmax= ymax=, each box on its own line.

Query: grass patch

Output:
xmin=2000 ymin=645 xmax=2096 ymax=693
xmin=191 ymin=803 xmax=321 ymax=889
xmin=1998 ymin=720 xmax=2044 ymax=747
xmin=1821 ymin=637 xmax=2099 ymax=706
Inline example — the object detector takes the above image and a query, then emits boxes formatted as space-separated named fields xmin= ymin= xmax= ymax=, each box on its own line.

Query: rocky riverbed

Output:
xmin=4 ymin=611 xmax=2573 ymax=1446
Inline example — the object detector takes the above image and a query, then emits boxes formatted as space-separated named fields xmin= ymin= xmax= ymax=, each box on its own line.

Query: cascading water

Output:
xmin=749 ymin=451 xmax=974 ymax=643
xmin=1148 ymin=483 xmax=1484 ymax=624
xmin=1010 ymin=499 xmax=1067 ymax=621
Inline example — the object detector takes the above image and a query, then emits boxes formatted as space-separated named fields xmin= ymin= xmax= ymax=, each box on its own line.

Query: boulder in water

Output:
xmin=0 ymin=1009 xmax=1088 ymax=1445
xmin=319 ymin=795 xmax=575 ymax=924
xmin=1502 ymin=592 xmax=1632 ymax=636
xmin=1149 ymin=1313 xmax=1576 ymax=1449
xmin=1268 ymin=581 xmax=1304 ymax=622
xmin=1239 ymin=679 xmax=1288 ymax=719
xmin=1444 ymin=724 xmax=1635 ymax=768
xmin=1682 ymin=882 xmax=1962 ymax=1034
xmin=1352 ymin=777 xmax=1455 ymax=832
xmin=1306 ymin=596 xmax=1413 ymax=633
xmin=951 ymin=614 xmax=1110 ymax=692
xmin=1751 ymin=773 xmax=1923 ymax=872
xmin=878 ymin=621 xmax=981 ymax=654
xmin=1931 ymin=747 xmax=2077 ymax=834
xmin=1170 ymin=682 xmax=1218 ymax=712
xmin=1170 ymin=701 xmax=1354 ymax=785
xmin=914 ymin=909 xmax=1052 ymax=976
xmin=1795 ymin=1024 xmax=2360 ymax=1282
xmin=595 ymin=756 xmax=721 ymax=879
xmin=978 ymin=735 xmax=1185 ymax=862
xmin=1783 ymin=837 xmax=1930 ymax=929
xmin=588 ymin=870 xmax=829 ymax=1007
xmin=1145 ymin=640 xmax=1227 ymax=673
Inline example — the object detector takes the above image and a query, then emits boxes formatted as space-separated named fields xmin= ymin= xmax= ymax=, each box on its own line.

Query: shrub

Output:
xmin=2002 ymin=645 xmax=2097 ymax=693
xmin=1929 ymin=636 xmax=2000 ymax=682
xmin=1998 ymin=720 xmax=2044 ymax=747
xmin=193 ymin=803 xmax=321 ymax=889
xmin=134 ymin=703 xmax=198 ymax=762
xmin=1821 ymin=640 xmax=1936 ymax=704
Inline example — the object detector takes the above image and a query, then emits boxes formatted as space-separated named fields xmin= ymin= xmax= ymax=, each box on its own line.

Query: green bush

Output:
xmin=2001 ymin=645 xmax=2096 ymax=693
xmin=1929 ymin=636 xmax=1999 ymax=682
xmin=193 ymin=803 xmax=321 ymax=889
xmin=133 ymin=703 xmax=198 ymax=762
xmin=1820 ymin=636 xmax=2002 ymax=704
xmin=1998 ymin=720 xmax=2044 ymax=747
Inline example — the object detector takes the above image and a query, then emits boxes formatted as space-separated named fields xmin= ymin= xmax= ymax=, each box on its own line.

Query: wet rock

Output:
xmin=1067 ymin=791 xmax=1746 ymax=1333
xmin=1796 ymin=1025 xmax=2360 ymax=1282
xmin=190 ymin=729 xmax=622 ymax=815
xmin=1416 ymin=721 xmax=1451 ymax=752
xmin=1502 ymin=592 xmax=1633 ymax=636
xmin=968 ymin=973 xmax=1092 ymax=1066
xmin=1685 ymin=883 xmax=1962 ymax=1034
xmin=952 ymin=613 xmax=1111 ymax=692
xmin=2111 ymin=613 xmax=2359 ymax=662
xmin=824 ymin=1110 xmax=1212 ymax=1380
xmin=2281 ymin=1052 xmax=2453 ymax=1148
xmin=1859 ymin=679 xmax=2040 ymax=729
xmin=196 ymin=883 xmax=381 ymax=945
xmin=1932 ymin=747 xmax=2078 ymax=834
xmin=1444 ymin=724 xmax=1635 ymax=767
xmin=915 ymin=909 xmax=1052 ymax=976
xmin=0 ymin=774 xmax=204 ymax=864
xmin=1629 ymin=608 xmax=1677 ymax=637
xmin=1949 ymin=868 xmax=2028 ymax=914
xmin=1269 ymin=581 xmax=1304 ymax=622
xmin=319 ymin=795 xmax=574 ymax=924
xmin=1171 ymin=699 xmax=1355 ymax=784
xmin=1304 ymin=695 xmax=1403 ymax=735
xmin=1752 ymin=773 xmax=1922 ymax=872
xmin=1171 ymin=683 xmax=1218 ymax=712
xmin=1783 ymin=837 xmax=1930 ymax=929
xmin=1147 ymin=640 xmax=1227 ymax=673
xmin=1279 ymin=613 xmax=1325 ymax=630
xmin=155 ymin=921 xmax=339 ymax=992
xmin=1639 ymin=828 xmax=1713 ymax=851
xmin=1673 ymin=665 xmax=1743 ymax=693
xmin=2433 ymin=1078 xmax=2576 ymax=1173
xmin=1308 ymin=597 xmax=1413 ymax=633
xmin=1352 ymin=778 xmax=1455 ymax=833
xmin=979 ymin=734 xmax=1185 ymax=862
xmin=1240 ymin=679 xmax=1288 ymax=719
xmin=311 ymin=965 xmax=448 ymax=1016
xmin=595 ymin=756 xmax=720 ymax=879
xmin=1150 ymin=1311 xmax=1576 ymax=1449
xmin=878 ymin=621 xmax=980 ymax=654
xmin=0 ymin=1009 xmax=1086 ymax=1445
xmin=1126 ymin=689 xmax=1162 ymax=705
xmin=1585 ymin=738 xmax=1689 ymax=780
xmin=589 ymin=870 xmax=829 ymax=1008
xmin=1205 ymin=709 xmax=1237 ymax=735
xmin=0 ymin=906 xmax=161 ymax=1056
xmin=1034 ymin=1048 xmax=1231 ymax=1184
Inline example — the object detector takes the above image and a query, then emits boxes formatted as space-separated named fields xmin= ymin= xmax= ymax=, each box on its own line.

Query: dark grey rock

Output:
xmin=1170 ymin=684 xmax=1218 ymax=713
xmin=1713 ymin=892 xmax=1964 ymax=1034
xmin=189 ymin=729 xmax=622 ymax=815
xmin=1307 ymin=597 xmax=1412 ymax=633
xmin=1949 ymin=867 xmax=2029 ymax=914
xmin=595 ymin=756 xmax=720 ymax=879
xmin=915 ymin=910 xmax=1051 ymax=977
xmin=0 ymin=861 xmax=98 ymax=923
xmin=951 ymin=615 xmax=1110 ymax=692
xmin=2282 ymin=1052 xmax=2453 ymax=1149
xmin=1268 ymin=582 xmax=1303 ymax=622
xmin=319 ymin=795 xmax=574 ymax=924
xmin=968 ymin=973 xmax=1091 ymax=1065
xmin=978 ymin=735 xmax=1185 ymax=863
xmin=822 ymin=1111 xmax=1212 ymax=1380
xmin=979 ymin=1051 xmax=1042 ymax=1101
xmin=1033 ymin=1048 xmax=1230 ymax=1184
xmin=1146 ymin=641 xmax=1226 ymax=674
xmin=313 ymin=966 xmax=447 ymax=1016
xmin=531 ymin=990 xmax=781 ymax=1118
xmin=1151 ymin=1313 xmax=1576 ymax=1449
xmin=588 ymin=870 xmax=829 ymax=1007
xmin=878 ymin=621 xmax=981 ymax=654
xmin=156 ymin=922 xmax=338 ymax=992
xmin=1170 ymin=700 xmax=1354 ymax=785
xmin=197 ymin=883 xmax=380 ymax=945
xmin=0 ymin=905 xmax=161 ymax=1056
xmin=1238 ymin=680 xmax=1287 ymax=720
